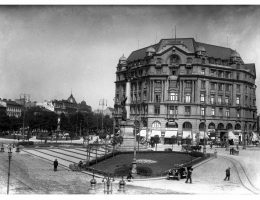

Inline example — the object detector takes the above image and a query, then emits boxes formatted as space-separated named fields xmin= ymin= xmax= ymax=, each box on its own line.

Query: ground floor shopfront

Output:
xmin=137 ymin=118 xmax=258 ymax=145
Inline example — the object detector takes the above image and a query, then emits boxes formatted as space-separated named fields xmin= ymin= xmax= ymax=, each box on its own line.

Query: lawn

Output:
xmin=91 ymin=152 xmax=196 ymax=177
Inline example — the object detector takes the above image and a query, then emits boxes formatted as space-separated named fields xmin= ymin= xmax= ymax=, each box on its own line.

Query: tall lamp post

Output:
xmin=102 ymin=174 xmax=115 ymax=194
xmin=7 ymin=147 xmax=12 ymax=194
xmin=203 ymin=111 xmax=206 ymax=154
xmin=243 ymin=123 xmax=246 ymax=149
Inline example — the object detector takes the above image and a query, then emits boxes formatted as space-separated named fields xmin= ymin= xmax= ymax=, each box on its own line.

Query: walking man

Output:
xmin=185 ymin=167 xmax=193 ymax=184
xmin=224 ymin=167 xmax=231 ymax=181
xmin=53 ymin=159 xmax=58 ymax=172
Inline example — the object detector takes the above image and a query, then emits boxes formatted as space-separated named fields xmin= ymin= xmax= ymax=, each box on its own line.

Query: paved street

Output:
xmin=0 ymin=138 xmax=260 ymax=194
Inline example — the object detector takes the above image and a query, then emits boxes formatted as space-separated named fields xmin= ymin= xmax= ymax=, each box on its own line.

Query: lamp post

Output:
xmin=202 ymin=111 xmax=206 ymax=154
xmin=7 ymin=147 xmax=12 ymax=194
xmin=243 ymin=124 xmax=246 ymax=150
xmin=102 ymin=174 xmax=115 ymax=194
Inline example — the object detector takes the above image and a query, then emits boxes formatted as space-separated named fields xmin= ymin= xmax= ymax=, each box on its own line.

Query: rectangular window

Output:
xmin=237 ymin=110 xmax=240 ymax=118
xmin=185 ymin=81 xmax=192 ymax=88
xmin=201 ymin=68 xmax=205 ymax=75
xmin=185 ymin=93 xmax=191 ymax=103
xmin=217 ymin=96 xmax=222 ymax=104
xmin=154 ymin=106 xmax=160 ymax=115
xmin=200 ymin=93 xmax=205 ymax=103
xmin=201 ymin=81 xmax=206 ymax=89
xmin=218 ymin=83 xmax=223 ymax=91
xmin=245 ymin=96 xmax=248 ymax=106
xmin=185 ymin=106 xmax=191 ymax=116
xmin=226 ymin=109 xmax=230 ymax=117
xmin=200 ymin=107 xmax=205 ymax=116
xmin=169 ymin=106 xmax=178 ymax=116
xmin=170 ymin=92 xmax=178 ymax=101
xmin=210 ymin=95 xmax=215 ymax=104
xmin=219 ymin=108 xmax=223 ymax=116
xmin=218 ymin=71 xmax=223 ymax=78
xmin=236 ymin=96 xmax=240 ymax=105
xmin=236 ymin=84 xmax=240 ymax=93
xmin=171 ymin=70 xmax=176 ymax=76
xmin=211 ymin=83 xmax=215 ymax=90
xmin=225 ymin=71 xmax=230 ymax=79
xmin=210 ymin=69 xmax=215 ymax=76
xmin=155 ymin=93 xmax=161 ymax=103
xmin=225 ymin=96 xmax=229 ymax=105
xmin=211 ymin=108 xmax=215 ymax=116
xmin=225 ymin=84 xmax=230 ymax=92
xmin=143 ymin=91 xmax=147 ymax=101
xmin=237 ymin=73 xmax=240 ymax=80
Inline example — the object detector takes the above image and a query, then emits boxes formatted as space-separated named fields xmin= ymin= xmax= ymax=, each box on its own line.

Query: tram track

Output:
xmin=221 ymin=155 xmax=259 ymax=195
xmin=0 ymin=157 xmax=36 ymax=194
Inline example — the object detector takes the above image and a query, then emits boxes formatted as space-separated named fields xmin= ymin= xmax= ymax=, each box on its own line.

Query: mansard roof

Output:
xmin=127 ymin=38 xmax=240 ymax=62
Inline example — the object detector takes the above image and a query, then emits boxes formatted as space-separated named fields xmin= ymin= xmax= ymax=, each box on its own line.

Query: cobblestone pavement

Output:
xmin=1 ymin=140 xmax=260 ymax=194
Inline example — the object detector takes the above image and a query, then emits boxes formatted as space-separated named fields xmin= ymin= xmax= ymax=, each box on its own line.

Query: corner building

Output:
xmin=114 ymin=38 xmax=257 ymax=144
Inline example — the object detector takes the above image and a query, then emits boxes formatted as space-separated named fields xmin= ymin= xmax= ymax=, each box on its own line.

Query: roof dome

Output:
xmin=146 ymin=47 xmax=156 ymax=53
xmin=230 ymin=50 xmax=240 ymax=58
xmin=196 ymin=46 xmax=206 ymax=52
xmin=119 ymin=54 xmax=127 ymax=61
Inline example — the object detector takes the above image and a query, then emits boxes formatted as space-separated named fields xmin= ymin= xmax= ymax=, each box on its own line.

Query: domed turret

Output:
xmin=119 ymin=54 xmax=127 ymax=65
xmin=146 ymin=46 xmax=156 ymax=56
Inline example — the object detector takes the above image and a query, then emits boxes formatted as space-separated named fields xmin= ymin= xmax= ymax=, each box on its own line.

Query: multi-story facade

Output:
xmin=114 ymin=38 xmax=257 ymax=144
xmin=0 ymin=98 xmax=22 ymax=118
xmin=52 ymin=93 xmax=78 ymax=115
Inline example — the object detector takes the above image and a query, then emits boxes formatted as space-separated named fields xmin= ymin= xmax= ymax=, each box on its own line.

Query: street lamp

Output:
xmin=7 ymin=146 xmax=12 ymax=194
xmin=102 ymin=174 xmax=115 ymax=194
xmin=243 ymin=125 xmax=246 ymax=150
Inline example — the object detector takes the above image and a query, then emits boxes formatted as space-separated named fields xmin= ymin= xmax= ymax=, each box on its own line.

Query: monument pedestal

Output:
xmin=120 ymin=120 xmax=135 ymax=147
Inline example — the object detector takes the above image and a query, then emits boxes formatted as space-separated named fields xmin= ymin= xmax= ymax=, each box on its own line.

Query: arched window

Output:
xmin=217 ymin=123 xmax=224 ymax=130
xmin=208 ymin=123 xmax=215 ymax=129
xmin=183 ymin=122 xmax=192 ymax=130
xmin=235 ymin=123 xmax=241 ymax=130
xmin=226 ymin=123 xmax=233 ymax=130
xmin=199 ymin=122 xmax=206 ymax=131
xmin=152 ymin=121 xmax=161 ymax=128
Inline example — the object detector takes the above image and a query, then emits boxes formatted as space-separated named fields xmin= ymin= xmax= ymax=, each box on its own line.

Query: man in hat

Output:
xmin=224 ymin=167 xmax=231 ymax=181
xmin=185 ymin=166 xmax=193 ymax=184
xmin=53 ymin=159 xmax=58 ymax=172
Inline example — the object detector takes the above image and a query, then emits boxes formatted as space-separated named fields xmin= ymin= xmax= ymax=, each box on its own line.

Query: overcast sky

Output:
xmin=1 ymin=5 xmax=260 ymax=111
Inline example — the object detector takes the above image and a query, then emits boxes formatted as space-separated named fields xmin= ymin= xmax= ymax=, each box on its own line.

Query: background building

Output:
xmin=114 ymin=38 xmax=257 ymax=144
xmin=0 ymin=98 xmax=22 ymax=118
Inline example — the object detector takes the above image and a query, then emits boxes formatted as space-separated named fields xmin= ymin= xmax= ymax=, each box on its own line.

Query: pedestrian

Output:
xmin=53 ymin=159 xmax=58 ymax=172
xmin=127 ymin=171 xmax=133 ymax=182
xmin=185 ymin=166 xmax=193 ymax=184
xmin=210 ymin=143 xmax=213 ymax=149
xmin=224 ymin=167 xmax=231 ymax=181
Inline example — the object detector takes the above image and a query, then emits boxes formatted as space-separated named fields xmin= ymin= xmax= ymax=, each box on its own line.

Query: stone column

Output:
xmin=126 ymin=80 xmax=131 ymax=120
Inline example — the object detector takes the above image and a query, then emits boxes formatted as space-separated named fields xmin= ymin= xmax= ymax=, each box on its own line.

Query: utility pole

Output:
xmin=99 ymin=98 xmax=107 ymax=156
xmin=20 ymin=94 xmax=30 ymax=141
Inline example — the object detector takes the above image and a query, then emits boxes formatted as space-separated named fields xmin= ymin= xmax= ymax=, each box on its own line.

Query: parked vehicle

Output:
xmin=167 ymin=164 xmax=189 ymax=180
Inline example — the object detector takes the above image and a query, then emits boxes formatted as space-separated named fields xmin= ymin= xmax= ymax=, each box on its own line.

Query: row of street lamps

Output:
xmin=0 ymin=144 xmax=13 ymax=194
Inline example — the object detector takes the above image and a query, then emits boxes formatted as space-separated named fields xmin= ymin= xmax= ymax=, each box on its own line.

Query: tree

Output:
xmin=170 ymin=136 xmax=177 ymax=150
xmin=151 ymin=135 xmax=160 ymax=151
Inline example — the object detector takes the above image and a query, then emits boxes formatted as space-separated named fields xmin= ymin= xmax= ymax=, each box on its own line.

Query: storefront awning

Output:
xmin=228 ymin=131 xmax=239 ymax=140
xmin=165 ymin=130 xmax=178 ymax=138
xmin=151 ymin=130 xmax=161 ymax=137
xmin=199 ymin=131 xmax=209 ymax=139
xmin=252 ymin=132 xmax=259 ymax=141
xmin=183 ymin=130 xmax=192 ymax=138
xmin=138 ymin=130 xmax=147 ymax=137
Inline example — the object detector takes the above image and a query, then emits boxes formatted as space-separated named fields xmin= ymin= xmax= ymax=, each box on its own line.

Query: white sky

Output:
xmin=1 ymin=5 xmax=260 ymax=111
